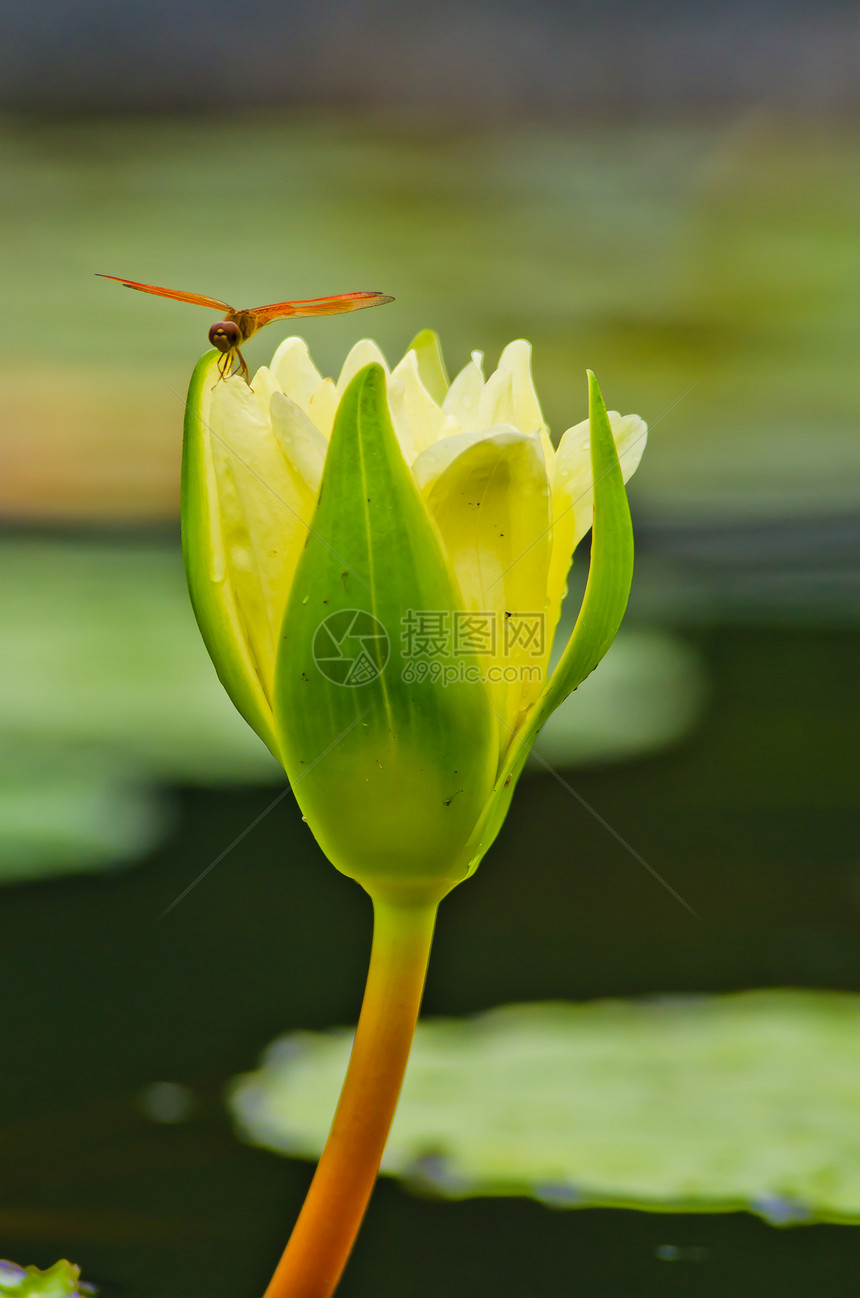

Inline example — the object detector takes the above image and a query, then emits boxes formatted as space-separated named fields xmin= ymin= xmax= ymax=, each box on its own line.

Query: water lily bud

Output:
xmin=182 ymin=333 xmax=646 ymax=903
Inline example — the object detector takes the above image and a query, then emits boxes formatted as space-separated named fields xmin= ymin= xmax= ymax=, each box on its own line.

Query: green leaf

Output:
xmin=0 ymin=1259 xmax=92 ymax=1297
xmin=274 ymin=363 xmax=497 ymax=902
xmin=408 ymin=329 xmax=450 ymax=404
xmin=230 ymin=990 xmax=860 ymax=1225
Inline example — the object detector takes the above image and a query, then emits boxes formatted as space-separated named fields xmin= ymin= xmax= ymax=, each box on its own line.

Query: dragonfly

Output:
xmin=98 ymin=275 xmax=395 ymax=383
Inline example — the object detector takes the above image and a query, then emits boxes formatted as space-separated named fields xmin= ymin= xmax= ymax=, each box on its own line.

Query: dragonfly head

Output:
xmin=209 ymin=320 xmax=241 ymax=354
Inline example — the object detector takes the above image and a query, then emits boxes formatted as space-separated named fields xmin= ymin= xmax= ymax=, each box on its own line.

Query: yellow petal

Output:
xmin=420 ymin=428 xmax=553 ymax=744
xmin=496 ymin=338 xmax=554 ymax=459
xmin=269 ymin=337 xmax=325 ymax=413
xmin=249 ymin=364 xmax=283 ymax=425
xmin=388 ymin=349 xmax=448 ymax=460
xmin=547 ymin=411 xmax=647 ymax=645
xmin=411 ymin=424 xmax=516 ymax=494
xmin=477 ymin=366 xmax=515 ymax=429
xmin=269 ymin=390 xmax=328 ymax=496
xmin=307 ymin=377 xmax=339 ymax=438
xmin=207 ymin=378 xmax=320 ymax=706
xmin=336 ymin=340 xmax=389 ymax=396
xmin=441 ymin=353 xmax=485 ymax=434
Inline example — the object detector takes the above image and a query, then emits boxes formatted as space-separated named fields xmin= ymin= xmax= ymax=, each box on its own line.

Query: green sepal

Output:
xmin=539 ymin=370 xmax=635 ymax=715
xmin=181 ymin=351 xmax=282 ymax=761
xmin=408 ymin=329 xmax=450 ymax=403
xmin=463 ymin=369 xmax=635 ymax=871
xmin=274 ymin=363 xmax=498 ymax=904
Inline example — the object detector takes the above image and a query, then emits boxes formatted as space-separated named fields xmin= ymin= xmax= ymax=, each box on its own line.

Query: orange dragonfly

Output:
xmin=98 ymin=275 xmax=394 ymax=383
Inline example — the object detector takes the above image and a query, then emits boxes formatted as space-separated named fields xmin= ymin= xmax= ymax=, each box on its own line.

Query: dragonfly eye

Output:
xmin=209 ymin=320 xmax=240 ymax=352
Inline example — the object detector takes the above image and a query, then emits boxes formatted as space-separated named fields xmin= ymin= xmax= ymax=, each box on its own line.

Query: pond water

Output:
xmin=1 ymin=612 xmax=857 ymax=1295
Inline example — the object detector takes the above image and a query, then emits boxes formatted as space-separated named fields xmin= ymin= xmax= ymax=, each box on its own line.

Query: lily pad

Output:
xmin=0 ymin=539 xmax=280 ymax=880
xmin=0 ymin=749 xmax=167 ymax=883
xmin=0 ymin=1260 xmax=92 ymax=1297
xmin=229 ymin=990 xmax=860 ymax=1225
xmin=0 ymin=541 xmax=278 ymax=783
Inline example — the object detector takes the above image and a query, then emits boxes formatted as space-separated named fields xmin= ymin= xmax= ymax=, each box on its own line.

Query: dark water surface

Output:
xmin=2 ymin=621 xmax=858 ymax=1296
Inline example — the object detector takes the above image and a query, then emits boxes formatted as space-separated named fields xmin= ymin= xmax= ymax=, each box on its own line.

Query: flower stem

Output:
xmin=262 ymin=896 xmax=438 ymax=1298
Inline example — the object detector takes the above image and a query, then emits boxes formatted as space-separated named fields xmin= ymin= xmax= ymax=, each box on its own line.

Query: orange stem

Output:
xmin=262 ymin=896 xmax=438 ymax=1298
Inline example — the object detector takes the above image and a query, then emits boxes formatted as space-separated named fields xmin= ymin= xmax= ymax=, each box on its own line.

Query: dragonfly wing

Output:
xmin=97 ymin=275 xmax=233 ymax=312
xmin=249 ymin=291 xmax=394 ymax=327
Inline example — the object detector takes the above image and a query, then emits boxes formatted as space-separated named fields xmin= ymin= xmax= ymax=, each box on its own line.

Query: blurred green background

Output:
xmin=1 ymin=2 xmax=859 ymax=1293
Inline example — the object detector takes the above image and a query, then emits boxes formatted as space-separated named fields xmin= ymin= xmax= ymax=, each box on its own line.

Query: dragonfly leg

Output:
xmin=233 ymin=347 xmax=251 ymax=385
xmin=212 ymin=350 xmax=231 ymax=386
xmin=211 ymin=347 xmax=252 ymax=388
